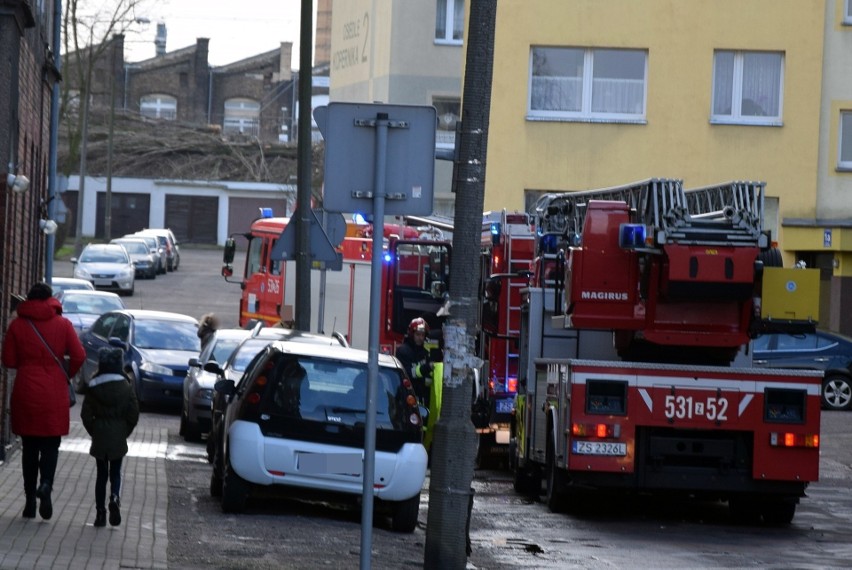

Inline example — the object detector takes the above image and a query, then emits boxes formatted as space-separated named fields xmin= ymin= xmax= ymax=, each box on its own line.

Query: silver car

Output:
xmin=111 ymin=237 xmax=158 ymax=279
xmin=182 ymin=329 xmax=253 ymax=442
xmin=71 ymin=243 xmax=136 ymax=296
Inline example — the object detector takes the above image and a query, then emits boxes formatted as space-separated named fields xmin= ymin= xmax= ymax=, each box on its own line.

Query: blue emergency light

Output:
xmin=619 ymin=223 xmax=647 ymax=249
xmin=490 ymin=222 xmax=501 ymax=245
xmin=258 ymin=207 xmax=274 ymax=219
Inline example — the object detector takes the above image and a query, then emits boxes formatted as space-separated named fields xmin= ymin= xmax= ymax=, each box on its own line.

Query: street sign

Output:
xmin=314 ymin=102 xmax=436 ymax=216
xmin=269 ymin=209 xmax=344 ymax=270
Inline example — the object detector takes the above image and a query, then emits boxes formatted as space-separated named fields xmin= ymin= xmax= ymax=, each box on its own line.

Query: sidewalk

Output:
xmin=0 ymin=415 xmax=168 ymax=570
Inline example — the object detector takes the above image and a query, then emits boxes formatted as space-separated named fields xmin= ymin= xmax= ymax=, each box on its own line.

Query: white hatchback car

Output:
xmin=213 ymin=341 xmax=427 ymax=532
xmin=71 ymin=243 xmax=136 ymax=296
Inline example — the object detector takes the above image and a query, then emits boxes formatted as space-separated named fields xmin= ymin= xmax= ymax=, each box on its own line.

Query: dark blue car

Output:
xmin=752 ymin=330 xmax=852 ymax=411
xmin=79 ymin=309 xmax=200 ymax=406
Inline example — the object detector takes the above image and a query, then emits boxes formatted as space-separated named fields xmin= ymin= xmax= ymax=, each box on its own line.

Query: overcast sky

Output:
xmin=124 ymin=0 xmax=309 ymax=67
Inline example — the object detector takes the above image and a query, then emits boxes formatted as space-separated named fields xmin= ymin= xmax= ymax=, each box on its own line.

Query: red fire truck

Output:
xmin=510 ymin=178 xmax=822 ymax=524
xmin=473 ymin=211 xmax=536 ymax=464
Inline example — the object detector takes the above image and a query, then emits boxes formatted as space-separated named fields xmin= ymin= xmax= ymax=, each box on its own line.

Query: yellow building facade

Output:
xmin=481 ymin=0 xmax=852 ymax=334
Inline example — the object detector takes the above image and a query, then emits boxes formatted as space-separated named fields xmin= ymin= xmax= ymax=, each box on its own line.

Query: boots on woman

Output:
xmin=94 ymin=508 xmax=107 ymax=527
xmin=35 ymin=483 xmax=52 ymax=520
xmin=108 ymin=495 xmax=121 ymax=526
xmin=22 ymin=495 xmax=37 ymax=519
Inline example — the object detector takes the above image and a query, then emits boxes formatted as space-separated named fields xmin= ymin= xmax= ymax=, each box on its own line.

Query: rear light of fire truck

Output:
xmin=489 ymin=376 xmax=518 ymax=394
xmin=769 ymin=432 xmax=819 ymax=448
xmin=572 ymin=422 xmax=621 ymax=438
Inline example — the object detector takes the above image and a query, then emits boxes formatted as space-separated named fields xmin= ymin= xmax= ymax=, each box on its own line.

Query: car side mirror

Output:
xmin=214 ymin=378 xmax=235 ymax=395
xmin=189 ymin=357 xmax=200 ymax=368
xmin=108 ymin=337 xmax=128 ymax=350
xmin=205 ymin=362 xmax=224 ymax=375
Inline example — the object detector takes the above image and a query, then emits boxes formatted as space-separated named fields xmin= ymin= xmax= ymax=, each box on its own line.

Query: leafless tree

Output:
xmin=59 ymin=0 xmax=154 ymax=174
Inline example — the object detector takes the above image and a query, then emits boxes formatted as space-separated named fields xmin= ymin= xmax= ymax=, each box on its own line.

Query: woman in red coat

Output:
xmin=2 ymin=282 xmax=85 ymax=520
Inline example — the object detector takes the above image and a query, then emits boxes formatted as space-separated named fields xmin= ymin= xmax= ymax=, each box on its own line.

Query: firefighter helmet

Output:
xmin=408 ymin=317 xmax=429 ymax=335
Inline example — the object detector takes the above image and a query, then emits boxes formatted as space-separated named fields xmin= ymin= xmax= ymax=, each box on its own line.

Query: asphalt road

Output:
xmin=53 ymin=247 xmax=852 ymax=569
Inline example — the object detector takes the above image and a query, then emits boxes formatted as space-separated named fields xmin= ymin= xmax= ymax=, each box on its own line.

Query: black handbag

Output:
xmin=27 ymin=320 xmax=76 ymax=407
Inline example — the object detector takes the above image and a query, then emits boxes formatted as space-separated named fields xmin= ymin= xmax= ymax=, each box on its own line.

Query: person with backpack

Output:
xmin=80 ymin=347 xmax=140 ymax=527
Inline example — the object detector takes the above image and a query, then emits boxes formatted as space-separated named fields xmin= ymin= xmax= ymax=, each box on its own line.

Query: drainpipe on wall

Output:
xmin=46 ymin=0 xmax=62 ymax=281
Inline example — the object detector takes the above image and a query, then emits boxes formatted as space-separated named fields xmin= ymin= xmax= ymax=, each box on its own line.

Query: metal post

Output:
xmin=105 ymin=39 xmax=117 ymax=241
xmin=360 ymin=112 xmax=389 ymax=570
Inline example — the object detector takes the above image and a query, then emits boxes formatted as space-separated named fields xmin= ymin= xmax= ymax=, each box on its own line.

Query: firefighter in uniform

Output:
xmin=395 ymin=317 xmax=433 ymax=404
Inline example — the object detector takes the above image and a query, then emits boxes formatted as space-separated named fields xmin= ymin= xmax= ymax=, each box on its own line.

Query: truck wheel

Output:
xmin=221 ymin=456 xmax=249 ymax=513
xmin=545 ymin=441 xmax=567 ymax=513
xmin=761 ymin=500 xmax=796 ymax=526
xmin=822 ymin=374 xmax=852 ymax=411
xmin=389 ymin=494 xmax=420 ymax=533
xmin=729 ymin=496 xmax=761 ymax=525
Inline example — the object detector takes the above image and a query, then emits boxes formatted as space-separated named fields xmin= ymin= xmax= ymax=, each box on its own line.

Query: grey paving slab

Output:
xmin=0 ymin=412 xmax=168 ymax=570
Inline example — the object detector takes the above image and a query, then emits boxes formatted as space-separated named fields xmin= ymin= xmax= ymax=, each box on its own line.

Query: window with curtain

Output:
xmin=433 ymin=96 xmax=460 ymax=148
xmin=435 ymin=0 xmax=464 ymax=43
xmin=223 ymin=98 xmax=261 ymax=137
xmin=140 ymin=94 xmax=177 ymax=120
xmin=528 ymin=47 xmax=647 ymax=121
xmin=840 ymin=112 xmax=852 ymax=170
xmin=711 ymin=50 xmax=783 ymax=125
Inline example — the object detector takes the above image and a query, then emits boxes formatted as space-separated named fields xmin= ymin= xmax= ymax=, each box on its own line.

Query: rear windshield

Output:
xmin=259 ymin=353 xmax=408 ymax=430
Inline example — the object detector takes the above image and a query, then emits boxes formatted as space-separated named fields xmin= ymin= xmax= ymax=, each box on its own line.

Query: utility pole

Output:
xmin=295 ymin=0 xmax=313 ymax=331
xmin=425 ymin=1 xmax=497 ymax=568
xmin=104 ymin=35 xmax=121 ymax=241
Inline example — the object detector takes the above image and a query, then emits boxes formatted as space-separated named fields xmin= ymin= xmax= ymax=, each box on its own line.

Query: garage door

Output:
xmin=165 ymin=195 xmax=219 ymax=244
xmin=94 ymin=192 xmax=151 ymax=239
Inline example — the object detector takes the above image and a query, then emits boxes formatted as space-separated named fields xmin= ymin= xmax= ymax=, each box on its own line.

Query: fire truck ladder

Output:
xmin=483 ymin=211 xmax=534 ymax=382
xmin=533 ymin=178 xmax=767 ymax=249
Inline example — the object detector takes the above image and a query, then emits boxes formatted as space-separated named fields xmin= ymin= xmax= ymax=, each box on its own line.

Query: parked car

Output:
xmin=51 ymin=277 xmax=95 ymax=296
xmin=182 ymin=328 xmax=253 ymax=442
xmin=56 ymin=289 xmax=126 ymax=335
xmin=126 ymin=234 xmax=165 ymax=275
xmin=135 ymin=228 xmax=180 ymax=272
xmin=111 ymin=237 xmax=158 ymax=279
xmin=71 ymin=243 xmax=136 ymax=296
xmin=752 ymin=329 xmax=852 ymax=411
xmin=78 ymin=309 xmax=200 ymax=405
xmin=205 ymin=327 xmax=349 ymax=463
xmin=210 ymin=339 xmax=426 ymax=532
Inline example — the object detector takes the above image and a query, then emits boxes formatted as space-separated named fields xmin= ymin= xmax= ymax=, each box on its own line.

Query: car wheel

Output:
xmin=389 ymin=494 xmax=420 ymax=533
xmin=183 ymin=418 xmax=202 ymax=443
xmin=822 ymin=374 xmax=852 ymax=411
xmin=210 ymin=468 xmax=223 ymax=498
xmin=221 ymin=454 xmax=249 ymax=513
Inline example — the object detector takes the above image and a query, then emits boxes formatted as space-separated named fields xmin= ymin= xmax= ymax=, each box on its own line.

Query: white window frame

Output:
xmin=435 ymin=0 xmax=464 ymax=44
xmin=839 ymin=111 xmax=852 ymax=171
xmin=710 ymin=50 xmax=784 ymax=126
xmin=223 ymin=98 xmax=261 ymax=137
xmin=527 ymin=47 xmax=648 ymax=123
xmin=433 ymin=96 xmax=460 ymax=149
xmin=140 ymin=94 xmax=177 ymax=120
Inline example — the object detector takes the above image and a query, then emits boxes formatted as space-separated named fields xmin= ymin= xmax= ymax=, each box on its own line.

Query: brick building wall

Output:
xmin=0 ymin=0 xmax=58 ymax=458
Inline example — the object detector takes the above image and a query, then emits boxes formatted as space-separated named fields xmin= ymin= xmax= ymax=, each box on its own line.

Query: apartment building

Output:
xmin=481 ymin=0 xmax=852 ymax=334
xmin=328 ymin=0 xmax=465 ymax=216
